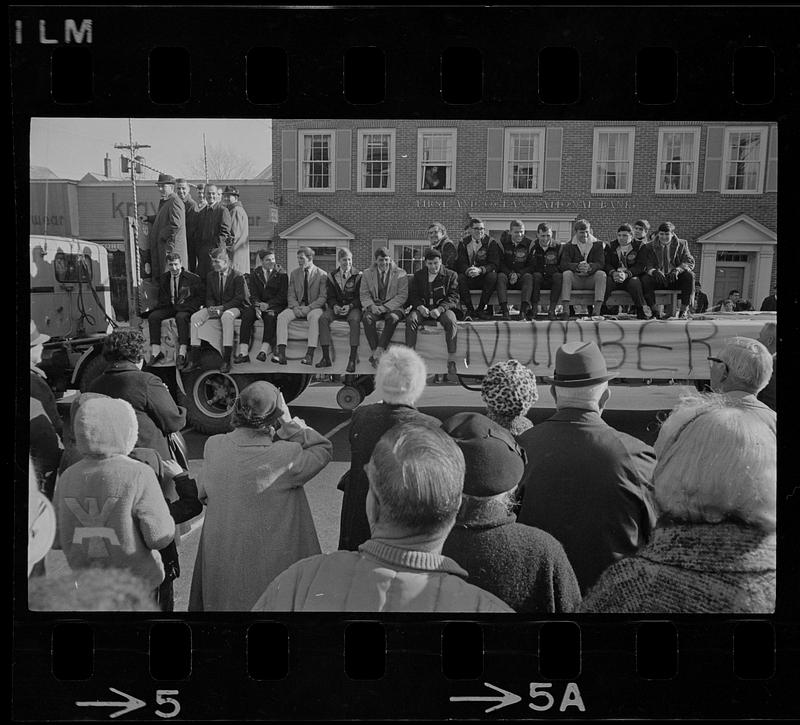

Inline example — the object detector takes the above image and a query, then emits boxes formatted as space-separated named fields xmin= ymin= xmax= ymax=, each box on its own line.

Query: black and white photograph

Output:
xmin=28 ymin=116 xmax=777 ymax=614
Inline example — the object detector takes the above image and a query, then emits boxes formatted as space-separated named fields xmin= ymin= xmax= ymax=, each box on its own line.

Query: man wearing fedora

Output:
xmin=141 ymin=174 xmax=188 ymax=276
xmin=222 ymin=185 xmax=250 ymax=276
xmin=516 ymin=341 xmax=658 ymax=595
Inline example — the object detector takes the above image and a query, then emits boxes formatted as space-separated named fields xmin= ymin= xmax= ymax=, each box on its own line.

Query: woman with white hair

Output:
xmin=338 ymin=346 xmax=440 ymax=551
xmin=189 ymin=381 xmax=332 ymax=611
xmin=580 ymin=394 xmax=776 ymax=613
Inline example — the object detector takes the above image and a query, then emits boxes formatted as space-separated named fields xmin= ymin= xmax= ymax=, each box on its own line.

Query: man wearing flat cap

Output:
xmin=441 ymin=412 xmax=581 ymax=614
xmin=223 ymin=185 xmax=250 ymax=275
xmin=516 ymin=341 xmax=657 ymax=595
xmin=141 ymin=173 xmax=188 ymax=276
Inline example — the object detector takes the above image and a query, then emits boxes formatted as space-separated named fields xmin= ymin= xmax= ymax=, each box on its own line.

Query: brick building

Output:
xmin=272 ymin=120 xmax=777 ymax=307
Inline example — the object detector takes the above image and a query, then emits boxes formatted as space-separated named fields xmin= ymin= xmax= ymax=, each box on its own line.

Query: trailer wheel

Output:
xmin=183 ymin=370 xmax=259 ymax=435
xmin=336 ymin=385 xmax=364 ymax=410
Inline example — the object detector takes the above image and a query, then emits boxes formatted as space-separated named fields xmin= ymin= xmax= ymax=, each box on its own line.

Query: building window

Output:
xmin=357 ymin=129 xmax=395 ymax=192
xmin=503 ymin=128 xmax=545 ymax=192
xmin=417 ymin=128 xmax=456 ymax=191
xmin=391 ymin=242 xmax=427 ymax=275
xmin=592 ymin=127 xmax=635 ymax=193
xmin=656 ymin=127 xmax=700 ymax=193
xmin=299 ymin=131 xmax=334 ymax=192
xmin=723 ymin=126 xmax=767 ymax=193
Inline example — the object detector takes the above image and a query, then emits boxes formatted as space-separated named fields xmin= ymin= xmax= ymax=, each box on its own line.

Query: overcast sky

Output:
xmin=29 ymin=118 xmax=272 ymax=180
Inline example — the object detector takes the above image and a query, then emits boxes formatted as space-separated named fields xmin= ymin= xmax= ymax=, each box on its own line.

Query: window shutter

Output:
xmin=335 ymin=129 xmax=352 ymax=191
xmin=485 ymin=128 xmax=504 ymax=190
xmin=281 ymin=130 xmax=297 ymax=190
xmin=544 ymin=127 xmax=563 ymax=191
xmin=765 ymin=126 xmax=778 ymax=192
xmin=703 ymin=126 xmax=725 ymax=192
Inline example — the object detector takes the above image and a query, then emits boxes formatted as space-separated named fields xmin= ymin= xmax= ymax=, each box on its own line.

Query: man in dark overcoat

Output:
xmin=143 ymin=174 xmax=187 ymax=276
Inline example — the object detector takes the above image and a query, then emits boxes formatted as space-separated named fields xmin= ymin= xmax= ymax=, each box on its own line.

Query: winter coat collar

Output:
xmin=103 ymin=360 xmax=142 ymax=373
xmin=359 ymin=539 xmax=468 ymax=577
xmin=639 ymin=523 xmax=775 ymax=573
xmin=228 ymin=426 xmax=277 ymax=447
xmin=548 ymin=408 xmax=605 ymax=424
xmin=453 ymin=510 xmax=517 ymax=532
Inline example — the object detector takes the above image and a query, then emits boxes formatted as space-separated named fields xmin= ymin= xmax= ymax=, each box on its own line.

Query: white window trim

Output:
xmin=591 ymin=126 xmax=635 ymax=194
xmin=417 ymin=127 xmax=457 ymax=193
xmin=655 ymin=126 xmax=700 ymax=195
xmin=502 ymin=127 xmax=546 ymax=194
xmin=356 ymin=128 xmax=396 ymax=193
xmin=390 ymin=240 xmax=429 ymax=275
xmin=721 ymin=125 xmax=769 ymax=195
xmin=298 ymin=130 xmax=335 ymax=193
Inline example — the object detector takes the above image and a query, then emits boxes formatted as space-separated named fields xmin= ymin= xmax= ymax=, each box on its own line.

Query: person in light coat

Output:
xmin=189 ymin=381 xmax=332 ymax=611
xmin=223 ymin=185 xmax=250 ymax=275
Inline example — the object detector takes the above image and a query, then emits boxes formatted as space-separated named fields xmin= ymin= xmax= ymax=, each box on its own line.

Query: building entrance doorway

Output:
xmin=713 ymin=265 xmax=745 ymax=308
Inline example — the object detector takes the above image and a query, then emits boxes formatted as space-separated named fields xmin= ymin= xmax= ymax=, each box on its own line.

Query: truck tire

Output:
xmin=77 ymin=353 xmax=108 ymax=392
xmin=182 ymin=370 xmax=259 ymax=435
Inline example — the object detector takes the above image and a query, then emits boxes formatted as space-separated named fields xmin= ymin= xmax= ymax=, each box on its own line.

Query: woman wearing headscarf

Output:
xmin=480 ymin=359 xmax=539 ymax=437
xmin=338 ymin=346 xmax=440 ymax=551
xmin=580 ymin=394 xmax=776 ymax=613
xmin=189 ymin=381 xmax=332 ymax=611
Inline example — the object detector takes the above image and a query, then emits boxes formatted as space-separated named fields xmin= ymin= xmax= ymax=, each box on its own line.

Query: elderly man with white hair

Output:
xmin=581 ymin=395 xmax=776 ymax=613
xmin=756 ymin=322 xmax=776 ymax=412
xmin=708 ymin=335 xmax=775 ymax=432
xmin=252 ymin=423 xmax=512 ymax=612
xmin=516 ymin=341 xmax=658 ymax=594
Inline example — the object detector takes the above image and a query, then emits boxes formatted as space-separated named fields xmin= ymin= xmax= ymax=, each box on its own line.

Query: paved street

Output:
xmin=45 ymin=379 xmax=693 ymax=611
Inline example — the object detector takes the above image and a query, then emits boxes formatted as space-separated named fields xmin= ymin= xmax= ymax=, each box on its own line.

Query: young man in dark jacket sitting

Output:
xmin=496 ymin=220 xmax=534 ymax=320
xmin=405 ymin=248 xmax=461 ymax=381
xmin=529 ymin=223 xmax=564 ymax=320
xmin=603 ymin=224 xmax=653 ymax=319
xmin=455 ymin=218 xmax=500 ymax=320
xmin=235 ymin=248 xmax=288 ymax=364
xmin=316 ymin=248 xmax=363 ymax=373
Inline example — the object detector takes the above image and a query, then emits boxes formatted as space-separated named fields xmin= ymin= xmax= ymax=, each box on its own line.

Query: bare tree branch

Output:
xmin=188 ymin=143 xmax=256 ymax=181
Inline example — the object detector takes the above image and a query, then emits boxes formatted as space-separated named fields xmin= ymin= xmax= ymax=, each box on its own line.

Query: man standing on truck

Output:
xmin=222 ymin=185 xmax=250 ymax=276
xmin=146 ymin=252 xmax=204 ymax=369
xmin=195 ymin=184 xmax=231 ymax=281
xmin=177 ymin=179 xmax=201 ymax=274
xmin=142 ymin=174 xmax=188 ymax=276
xmin=183 ymin=247 xmax=247 ymax=374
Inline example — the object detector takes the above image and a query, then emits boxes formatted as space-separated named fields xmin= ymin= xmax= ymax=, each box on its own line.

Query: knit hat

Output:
xmin=233 ymin=381 xmax=284 ymax=429
xmin=74 ymin=397 xmax=138 ymax=457
xmin=481 ymin=359 xmax=539 ymax=420
xmin=376 ymin=346 xmax=427 ymax=406
xmin=441 ymin=412 xmax=526 ymax=496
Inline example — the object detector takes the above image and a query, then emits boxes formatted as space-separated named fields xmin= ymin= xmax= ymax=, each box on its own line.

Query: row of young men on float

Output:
xmin=145 ymin=216 xmax=696 ymax=378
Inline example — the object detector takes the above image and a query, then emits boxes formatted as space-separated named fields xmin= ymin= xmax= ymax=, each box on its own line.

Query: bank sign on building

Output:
xmin=272 ymin=120 xmax=777 ymax=307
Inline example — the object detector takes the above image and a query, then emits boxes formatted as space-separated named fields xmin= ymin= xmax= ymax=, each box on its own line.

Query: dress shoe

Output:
xmin=476 ymin=309 xmax=492 ymax=320
xmin=233 ymin=354 xmax=250 ymax=364
xmin=301 ymin=352 xmax=315 ymax=366
xmin=499 ymin=307 xmax=511 ymax=321
xmin=256 ymin=351 xmax=268 ymax=362
xmin=149 ymin=351 xmax=165 ymax=366
xmin=219 ymin=359 xmax=232 ymax=373
xmin=175 ymin=354 xmax=186 ymax=369
xmin=641 ymin=305 xmax=654 ymax=320
xmin=271 ymin=351 xmax=287 ymax=365
xmin=463 ymin=312 xmax=474 ymax=322
xmin=315 ymin=356 xmax=332 ymax=368
xmin=346 ymin=357 xmax=357 ymax=373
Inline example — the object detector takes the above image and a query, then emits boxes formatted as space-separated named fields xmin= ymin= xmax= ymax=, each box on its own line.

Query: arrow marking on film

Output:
xmin=76 ymin=688 xmax=146 ymax=718
xmin=450 ymin=681 xmax=522 ymax=713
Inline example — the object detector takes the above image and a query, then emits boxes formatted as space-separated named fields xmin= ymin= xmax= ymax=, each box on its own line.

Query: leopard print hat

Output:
xmin=481 ymin=359 xmax=539 ymax=420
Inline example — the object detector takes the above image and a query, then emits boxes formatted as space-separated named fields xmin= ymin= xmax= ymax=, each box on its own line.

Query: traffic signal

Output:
xmin=121 ymin=155 xmax=130 ymax=173
xmin=134 ymin=155 xmax=145 ymax=174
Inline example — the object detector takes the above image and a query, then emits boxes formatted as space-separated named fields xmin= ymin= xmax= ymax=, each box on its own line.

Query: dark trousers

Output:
xmin=405 ymin=309 xmax=458 ymax=354
xmin=363 ymin=309 xmax=404 ymax=350
xmin=605 ymin=274 xmax=646 ymax=307
xmin=319 ymin=307 xmax=362 ymax=346
xmin=457 ymin=271 xmax=497 ymax=311
xmin=532 ymin=272 xmax=563 ymax=306
xmin=148 ymin=307 xmax=193 ymax=346
xmin=240 ymin=307 xmax=280 ymax=348
xmin=154 ymin=577 xmax=174 ymax=612
xmin=641 ymin=269 xmax=695 ymax=307
xmin=496 ymin=272 xmax=534 ymax=306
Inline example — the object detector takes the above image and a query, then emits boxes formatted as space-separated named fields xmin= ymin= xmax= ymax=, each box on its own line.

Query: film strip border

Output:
xmin=9 ymin=6 xmax=798 ymax=116
xmin=14 ymin=618 xmax=799 ymax=718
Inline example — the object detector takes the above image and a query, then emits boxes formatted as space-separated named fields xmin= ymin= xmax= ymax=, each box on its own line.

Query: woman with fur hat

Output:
xmin=338 ymin=346 xmax=440 ymax=552
xmin=481 ymin=359 xmax=539 ymax=437
xmin=189 ymin=381 xmax=332 ymax=611
xmin=53 ymin=396 xmax=175 ymax=591
xmin=441 ymin=412 xmax=581 ymax=613
xmin=88 ymin=329 xmax=187 ymax=462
